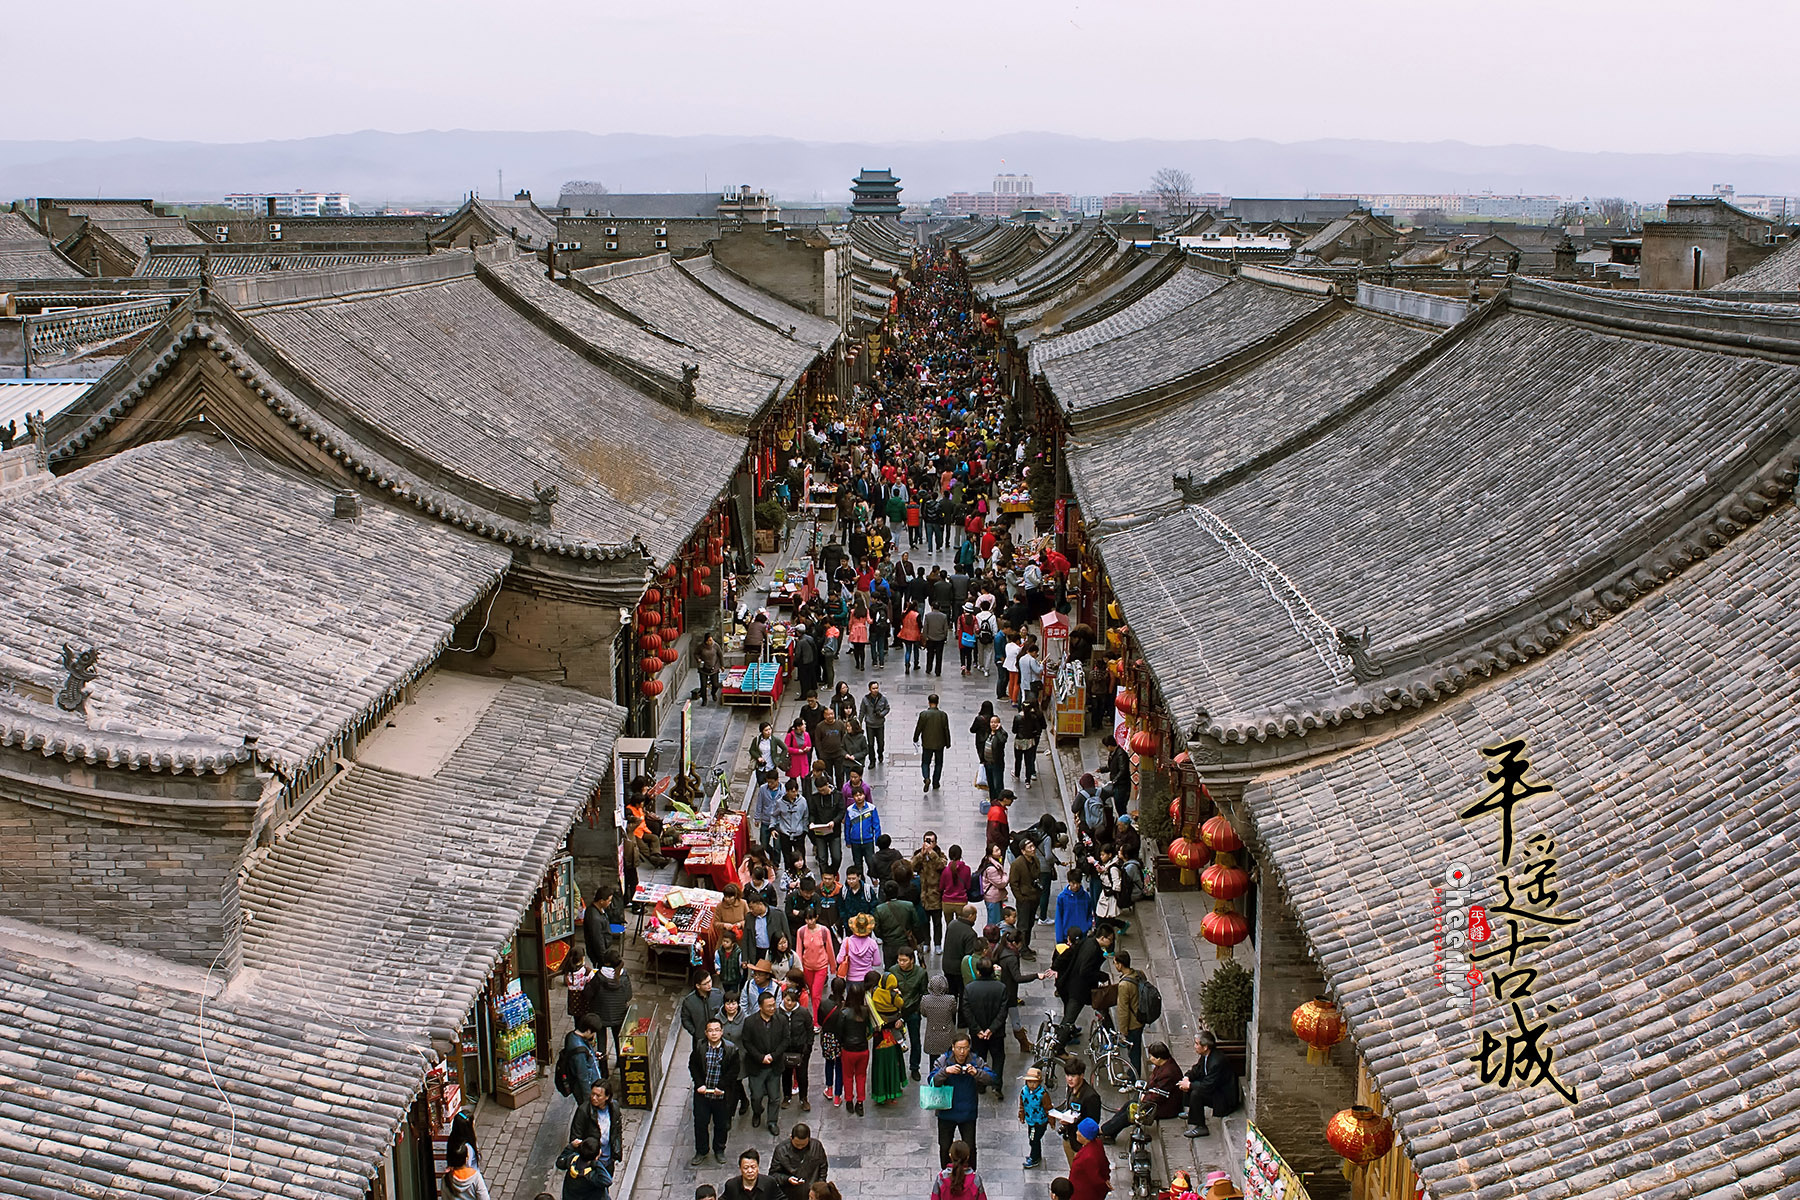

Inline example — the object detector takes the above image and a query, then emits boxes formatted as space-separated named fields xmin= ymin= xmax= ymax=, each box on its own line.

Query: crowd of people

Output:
xmin=499 ymin=250 xmax=1238 ymax=1200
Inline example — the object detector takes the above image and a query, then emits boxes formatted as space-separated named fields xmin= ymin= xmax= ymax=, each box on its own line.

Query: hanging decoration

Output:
xmin=638 ymin=632 xmax=663 ymax=653
xmin=1200 ymin=861 xmax=1250 ymax=902
xmin=640 ymin=679 xmax=664 ymax=698
xmin=1166 ymin=827 xmax=1209 ymax=887
xmin=1200 ymin=908 xmax=1249 ymax=957
xmin=1325 ymin=1105 xmax=1394 ymax=1165
xmin=640 ymin=608 xmax=662 ymax=628
xmin=1202 ymin=814 xmax=1244 ymax=853
xmin=643 ymin=587 xmax=661 ymax=606
xmin=640 ymin=656 xmax=662 ymax=676
xmin=1128 ymin=728 xmax=1160 ymax=757
xmin=1291 ymin=996 xmax=1346 ymax=1065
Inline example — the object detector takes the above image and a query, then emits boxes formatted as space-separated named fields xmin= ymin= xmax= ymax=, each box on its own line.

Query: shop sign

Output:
xmin=539 ymin=855 xmax=577 ymax=943
xmin=1054 ymin=497 xmax=1067 ymax=534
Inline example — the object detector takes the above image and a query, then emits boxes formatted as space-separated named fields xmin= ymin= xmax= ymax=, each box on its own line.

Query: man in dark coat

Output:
xmin=740 ymin=991 xmax=791 ymax=1128
xmin=568 ymin=1079 xmax=624 ymax=1174
xmin=960 ymin=959 xmax=1011 ymax=1096
xmin=582 ymin=884 xmax=619 ymax=966
xmin=680 ymin=973 xmax=724 ymax=1042
xmin=1057 ymin=921 xmax=1114 ymax=1027
xmin=928 ymin=1035 xmax=997 ymax=1169
xmin=912 ymin=692 xmax=953 ymax=791
xmin=690 ymin=1018 xmax=742 ymax=1166
xmin=940 ymin=905 xmax=979 ymax=1002
xmin=1179 ymin=1031 xmax=1239 ymax=1136
xmin=768 ymin=1123 xmax=829 ymax=1200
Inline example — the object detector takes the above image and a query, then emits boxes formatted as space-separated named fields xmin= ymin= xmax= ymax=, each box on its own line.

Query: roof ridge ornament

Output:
xmin=680 ymin=362 xmax=700 ymax=410
xmin=1334 ymin=626 xmax=1385 ymax=683
xmin=1173 ymin=470 xmax=1202 ymax=504
xmin=55 ymin=643 xmax=99 ymax=713
xmin=530 ymin=480 xmax=560 ymax=525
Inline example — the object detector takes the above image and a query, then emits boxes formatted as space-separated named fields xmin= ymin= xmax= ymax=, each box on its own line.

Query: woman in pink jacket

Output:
xmin=785 ymin=718 xmax=813 ymax=783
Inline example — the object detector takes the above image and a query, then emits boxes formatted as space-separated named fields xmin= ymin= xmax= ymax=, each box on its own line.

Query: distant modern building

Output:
xmin=225 ymin=191 xmax=352 ymax=217
xmin=849 ymin=169 xmax=904 ymax=216
xmin=1641 ymin=194 xmax=1783 ymax=290
xmin=944 ymin=190 xmax=1074 ymax=218
xmin=993 ymin=173 xmax=1034 ymax=197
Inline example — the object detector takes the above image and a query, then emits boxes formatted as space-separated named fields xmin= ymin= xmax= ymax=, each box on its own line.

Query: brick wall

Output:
xmin=0 ymin=751 xmax=259 ymax=968
xmin=554 ymin=219 xmax=720 ymax=270
xmin=711 ymin=228 xmax=829 ymax=316
xmin=1250 ymin=892 xmax=1356 ymax=1199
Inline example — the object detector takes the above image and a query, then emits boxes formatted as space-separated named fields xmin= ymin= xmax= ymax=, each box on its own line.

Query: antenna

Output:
xmin=498 ymin=169 xmax=503 ymax=200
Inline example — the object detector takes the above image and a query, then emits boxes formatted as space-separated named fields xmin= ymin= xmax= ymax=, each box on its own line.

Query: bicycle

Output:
xmin=1088 ymin=1011 xmax=1137 ymax=1092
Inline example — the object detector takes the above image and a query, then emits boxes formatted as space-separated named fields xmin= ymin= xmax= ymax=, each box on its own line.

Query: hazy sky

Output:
xmin=12 ymin=0 xmax=1797 ymax=157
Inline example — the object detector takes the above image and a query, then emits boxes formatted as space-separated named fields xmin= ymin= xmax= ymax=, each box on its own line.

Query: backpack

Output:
xmin=554 ymin=1046 xmax=577 ymax=1096
xmin=1134 ymin=977 xmax=1164 ymax=1026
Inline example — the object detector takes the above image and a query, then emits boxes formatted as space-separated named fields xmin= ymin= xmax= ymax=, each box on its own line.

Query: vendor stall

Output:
xmin=668 ymin=809 xmax=749 ymax=891
xmin=641 ymin=884 xmax=724 ymax=985
xmin=721 ymin=661 xmax=784 ymax=709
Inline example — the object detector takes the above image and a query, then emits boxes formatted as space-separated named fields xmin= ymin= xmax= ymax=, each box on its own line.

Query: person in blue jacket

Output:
xmin=929 ymin=1034 xmax=997 ymax=1170
xmin=1054 ymin=869 xmax=1093 ymax=948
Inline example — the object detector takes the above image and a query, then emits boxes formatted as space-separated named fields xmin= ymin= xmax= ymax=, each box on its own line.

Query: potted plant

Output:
xmin=754 ymin=498 xmax=786 ymax=553
xmin=1201 ymin=957 xmax=1254 ymax=1080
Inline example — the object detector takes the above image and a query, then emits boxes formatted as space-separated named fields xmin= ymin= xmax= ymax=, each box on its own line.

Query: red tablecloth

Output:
xmin=675 ymin=812 xmax=749 ymax=890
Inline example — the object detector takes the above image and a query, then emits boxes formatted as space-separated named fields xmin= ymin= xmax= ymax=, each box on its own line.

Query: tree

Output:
xmin=1150 ymin=167 xmax=1195 ymax=217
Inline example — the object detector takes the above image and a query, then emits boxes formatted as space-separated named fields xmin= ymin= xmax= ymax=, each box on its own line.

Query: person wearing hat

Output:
xmin=743 ymin=959 xmax=781 ymax=1014
xmin=1067 ymin=1118 xmax=1110 ymax=1200
xmin=1017 ymin=1064 xmax=1051 ymax=1168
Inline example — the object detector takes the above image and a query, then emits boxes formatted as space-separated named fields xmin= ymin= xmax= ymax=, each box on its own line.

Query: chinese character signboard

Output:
xmin=539 ymin=855 xmax=577 ymax=943
xmin=1458 ymin=739 xmax=1580 ymax=1105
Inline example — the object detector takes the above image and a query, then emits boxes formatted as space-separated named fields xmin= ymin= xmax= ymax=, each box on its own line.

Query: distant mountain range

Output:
xmin=4 ymin=129 xmax=1798 ymax=208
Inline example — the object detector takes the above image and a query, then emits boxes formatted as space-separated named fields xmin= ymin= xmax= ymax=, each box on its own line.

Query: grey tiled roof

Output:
xmin=0 ymin=674 xmax=624 ymax=1200
xmin=1093 ymin=289 xmax=1800 ymax=743
xmin=1069 ymin=308 xmax=1437 ymax=523
xmin=1011 ymin=249 xmax=1185 ymax=347
xmin=1039 ymin=275 xmax=1328 ymax=414
xmin=243 ymin=268 xmax=749 ymax=563
xmin=0 ymin=434 xmax=510 ymax=775
xmin=468 ymin=198 xmax=558 ymax=249
xmin=678 ymin=255 xmax=839 ymax=348
xmin=486 ymin=257 xmax=789 ymax=425
xmin=1242 ymin=499 xmax=1800 ymax=1200
xmin=0 ymin=212 xmax=87 ymax=277
xmin=132 ymin=249 xmax=427 ymax=277
xmin=241 ymin=675 xmax=627 ymax=1039
xmin=574 ymin=255 xmax=825 ymax=421
xmin=1714 ymin=237 xmax=1800 ymax=292
xmin=1028 ymin=259 xmax=1230 ymax=371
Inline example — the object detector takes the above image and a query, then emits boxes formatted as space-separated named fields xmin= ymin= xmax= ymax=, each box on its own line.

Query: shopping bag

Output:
xmin=919 ymin=1083 xmax=954 ymax=1111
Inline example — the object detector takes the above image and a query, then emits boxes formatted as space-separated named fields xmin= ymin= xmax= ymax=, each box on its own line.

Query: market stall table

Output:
xmin=640 ymin=885 xmax=724 ymax=985
xmin=668 ymin=810 xmax=749 ymax=891
xmin=721 ymin=661 xmax=784 ymax=709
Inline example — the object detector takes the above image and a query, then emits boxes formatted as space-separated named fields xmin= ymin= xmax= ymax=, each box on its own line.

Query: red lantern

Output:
xmin=1115 ymin=690 xmax=1137 ymax=717
xmin=1201 ymin=909 xmax=1249 ymax=958
xmin=640 ymin=678 xmax=664 ymax=698
xmin=660 ymin=645 xmax=678 ymax=664
xmin=1201 ymin=862 xmax=1250 ymax=902
xmin=1292 ymin=996 xmax=1346 ymax=1065
xmin=1325 ymin=1106 xmax=1394 ymax=1165
xmin=640 ymin=655 xmax=662 ymax=676
xmin=1201 ymin=814 xmax=1243 ymax=853
xmin=640 ymin=609 xmax=661 ymax=628
xmin=709 ymin=546 xmax=724 ymax=566
xmin=696 ymin=565 xmax=711 ymax=579
xmin=643 ymin=587 xmax=661 ymax=605
xmin=697 ymin=582 xmax=713 ymax=596
xmin=637 ymin=632 xmax=663 ymax=653
xmin=1128 ymin=729 xmax=1160 ymax=757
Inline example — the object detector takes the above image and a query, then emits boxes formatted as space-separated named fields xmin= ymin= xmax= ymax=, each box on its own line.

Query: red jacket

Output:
xmin=1069 ymin=1138 xmax=1111 ymax=1200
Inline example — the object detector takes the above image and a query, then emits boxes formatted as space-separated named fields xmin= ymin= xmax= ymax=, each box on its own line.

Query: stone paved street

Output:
xmin=632 ymin=531 xmax=1091 ymax=1200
